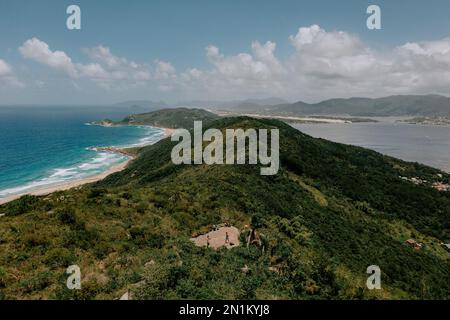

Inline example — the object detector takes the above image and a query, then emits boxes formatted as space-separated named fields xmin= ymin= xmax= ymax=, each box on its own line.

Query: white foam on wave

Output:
xmin=126 ymin=126 xmax=165 ymax=147
xmin=49 ymin=168 xmax=78 ymax=178
xmin=0 ymin=125 xmax=165 ymax=199
xmin=0 ymin=152 xmax=127 ymax=198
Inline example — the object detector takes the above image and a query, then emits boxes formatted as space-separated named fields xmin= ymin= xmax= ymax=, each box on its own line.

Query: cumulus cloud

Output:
xmin=0 ymin=59 xmax=23 ymax=87
xmin=205 ymin=42 xmax=281 ymax=80
xmin=181 ymin=25 xmax=450 ymax=100
xmin=154 ymin=60 xmax=176 ymax=80
xmin=177 ymin=41 xmax=287 ymax=99
xmin=0 ymin=59 xmax=12 ymax=76
xmin=19 ymin=38 xmax=77 ymax=77
xmin=82 ymin=46 xmax=151 ymax=83
xmin=19 ymin=39 xmax=151 ymax=88
xmin=16 ymin=27 xmax=450 ymax=100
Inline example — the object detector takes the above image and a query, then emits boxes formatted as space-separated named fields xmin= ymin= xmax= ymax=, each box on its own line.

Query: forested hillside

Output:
xmin=1 ymin=114 xmax=449 ymax=300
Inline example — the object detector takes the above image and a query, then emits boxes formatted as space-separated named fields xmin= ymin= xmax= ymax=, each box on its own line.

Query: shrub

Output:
xmin=0 ymin=267 xmax=7 ymax=288
xmin=45 ymin=248 xmax=75 ymax=268
xmin=23 ymin=232 xmax=51 ymax=248
xmin=133 ymin=263 xmax=170 ymax=299
xmin=121 ymin=192 xmax=132 ymax=200
xmin=72 ymin=280 xmax=103 ymax=300
xmin=136 ymin=202 xmax=148 ymax=214
xmin=57 ymin=208 xmax=77 ymax=225
xmin=93 ymin=242 xmax=112 ymax=259
xmin=5 ymin=195 xmax=41 ymax=216
xmin=19 ymin=272 xmax=52 ymax=294
xmin=88 ymin=188 xmax=107 ymax=199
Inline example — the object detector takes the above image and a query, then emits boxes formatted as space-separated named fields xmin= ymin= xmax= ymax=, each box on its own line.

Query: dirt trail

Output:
xmin=191 ymin=226 xmax=240 ymax=249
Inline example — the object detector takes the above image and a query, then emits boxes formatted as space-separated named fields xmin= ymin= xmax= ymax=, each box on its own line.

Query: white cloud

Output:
xmin=19 ymin=38 xmax=77 ymax=77
xmin=76 ymin=63 xmax=108 ymax=79
xmin=391 ymin=38 xmax=450 ymax=94
xmin=154 ymin=60 xmax=176 ymax=80
xmin=176 ymin=41 xmax=287 ymax=99
xmin=0 ymin=59 xmax=12 ymax=76
xmin=0 ymin=59 xmax=23 ymax=87
xmin=205 ymin=43 xmax=278 ymax=80
xmin=82 ymin=46 xmax=151 ymax=83
xmin=285 ymin=25 xmax=380 ymax=97
xmin=15 ymin=28 xmax=450 ymax=101
xmin=289 ymin=25 xmax=364 ymax=57
xmin=84 ymin=46 xmax=125 ymax=68
xmin=180 ymin=25 xmax=450 ymax=100
xmin=19 ymin=39 xmax=151 ymax=88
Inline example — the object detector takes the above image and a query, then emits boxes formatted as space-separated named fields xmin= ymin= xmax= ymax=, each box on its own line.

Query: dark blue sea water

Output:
xmin=0 ymin=106 xmax=164 ymax=198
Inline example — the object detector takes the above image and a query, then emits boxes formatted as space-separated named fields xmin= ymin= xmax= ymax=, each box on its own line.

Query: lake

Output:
xmin=292 ymin=119 xmax=450 ymax=172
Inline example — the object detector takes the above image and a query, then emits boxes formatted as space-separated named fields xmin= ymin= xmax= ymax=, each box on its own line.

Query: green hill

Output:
xmin=116 ymin=107 xmax=218 ymax=129
xmin=245 ymin=95 xmax=450 ymax=117
xmin=1 ymin=113 xmax=450 ymax=300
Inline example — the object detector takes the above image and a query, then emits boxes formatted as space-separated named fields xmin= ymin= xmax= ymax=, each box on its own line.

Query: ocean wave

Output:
xmin=0 ymin=125 xmax=164 ymax=199
xmin=0 ymin=152 xmax=127 ymax=198
xmin=119 ymin=126 xmax=165 ymax=148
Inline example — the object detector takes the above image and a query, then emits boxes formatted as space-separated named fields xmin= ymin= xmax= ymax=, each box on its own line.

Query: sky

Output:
xmin=1 ymin=0 xmax=450 ymax=105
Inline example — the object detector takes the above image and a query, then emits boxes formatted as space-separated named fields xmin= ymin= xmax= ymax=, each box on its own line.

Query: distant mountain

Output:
xmin=225 ymin=98 xmax=290 ymax=112
xmin=178 ymin=98 xmax=289 ymax=110
xmin=238 ymin=97 xmax=289 ymax=106
xmin=113 ymin=100 xmax=169 ymax=111
xmin=175 ymin=100 xmax=223 ymax=108
xmin=265 ymin=95 xmax=450 ymax=117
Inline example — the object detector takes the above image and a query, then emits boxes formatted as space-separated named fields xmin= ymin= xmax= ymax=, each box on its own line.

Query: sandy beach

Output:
xmin=163 ymin=128 xmax=175 ymax=137
xmin=0 ymin=127 xmax=174 ymax=206
xmin=0 ymin=160 xmax=130 ymax=205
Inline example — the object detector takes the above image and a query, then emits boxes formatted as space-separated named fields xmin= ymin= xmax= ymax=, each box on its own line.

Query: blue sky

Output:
xmin=1 ymin=0 xmax=450 ymax=104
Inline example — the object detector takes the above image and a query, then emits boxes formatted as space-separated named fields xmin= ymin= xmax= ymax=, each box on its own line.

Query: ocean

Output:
xmin=0 ymin=106 xmax=164 ymax=199
xmin=292 ymin=119 xmax=450 ymax=172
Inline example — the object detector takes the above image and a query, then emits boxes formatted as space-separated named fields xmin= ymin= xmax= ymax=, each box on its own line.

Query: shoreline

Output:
xmin=0 ymin=127 xmax=174 ymax=206
xmin=214 ymin=112 xmax=379 ymax=124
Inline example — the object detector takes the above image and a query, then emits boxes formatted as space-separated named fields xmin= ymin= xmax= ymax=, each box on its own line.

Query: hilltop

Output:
xmin=1 ymin=111 xmax=450 ymax=300
xmin=112 ymin=108 xmax=219 ymax=129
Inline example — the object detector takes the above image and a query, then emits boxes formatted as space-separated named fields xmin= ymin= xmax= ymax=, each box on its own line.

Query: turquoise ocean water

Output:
xmin=0 ymin=106 xmax=164 ymax=199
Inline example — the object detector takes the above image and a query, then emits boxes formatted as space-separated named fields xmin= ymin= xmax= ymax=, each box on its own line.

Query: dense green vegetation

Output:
xmin=116 ymin=107 xmax=218 ymax=129
xmin=1 ymin=112 xmax=450 ymax=300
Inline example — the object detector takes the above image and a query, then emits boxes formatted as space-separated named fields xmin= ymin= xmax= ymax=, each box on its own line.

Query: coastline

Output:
xmin=214 ymin=112 xmax=378 ymax=124
xmin=0 ymin=160 xmax=131 ymax=205
xmin=163 ymin=127 xmax=175 ymax=137
xmin=0 ymin=127 xmax=174 ymax=206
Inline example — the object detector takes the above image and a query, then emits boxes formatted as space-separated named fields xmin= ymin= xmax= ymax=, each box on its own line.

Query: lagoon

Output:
xmin=292 ymin=119 xmax=450 ymax=172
